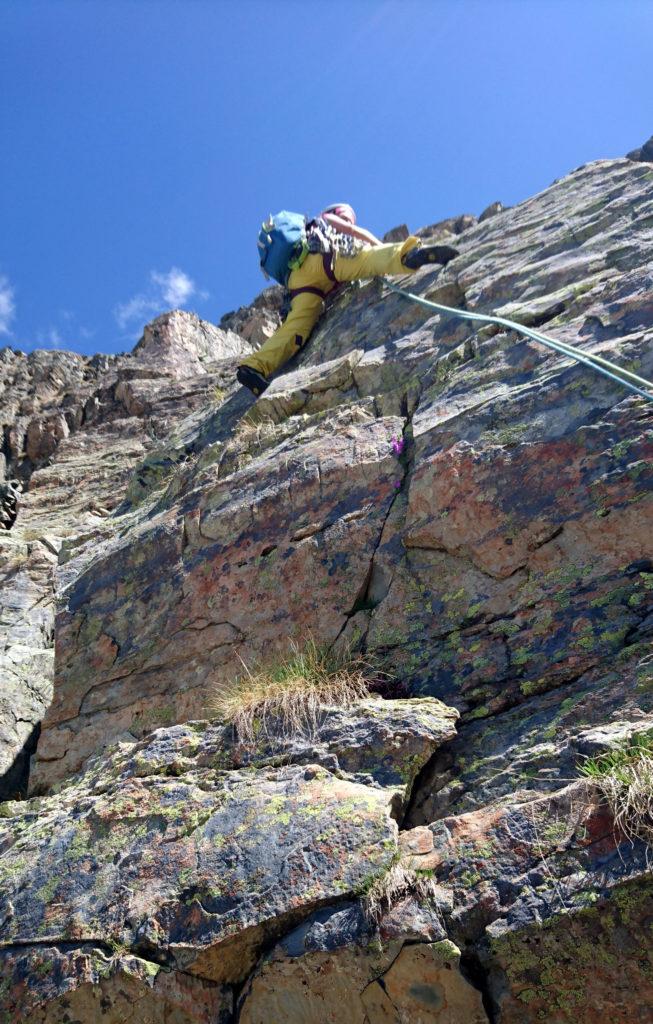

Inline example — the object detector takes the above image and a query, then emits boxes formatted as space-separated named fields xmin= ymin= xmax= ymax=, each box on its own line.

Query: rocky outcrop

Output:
xmin=478 ymin=201 xmax=506 ymax=223
xmin=1 ymin=149 xmax=653 ymax=1021
xmin=0 ymin=534 xmax=55 ymax=797
xmin=0 ymin=314 xmax=253 ymax=797
xmin=133 ymin=311 xmax=246 ymax=379
xmin=0 ymin=699 xmax=457 ymax=1019
xmin=415 ymin=213 xmax=478 ymax=240
xmin=382 ymin=225 xmax=410 ymax=243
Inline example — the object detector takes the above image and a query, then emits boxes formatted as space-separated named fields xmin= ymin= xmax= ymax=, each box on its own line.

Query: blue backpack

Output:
xmin=257 ymin=211 xmax=308 ymax=286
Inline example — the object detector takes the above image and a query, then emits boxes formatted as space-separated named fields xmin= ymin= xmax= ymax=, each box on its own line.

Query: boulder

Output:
xmin=25 ymin=413 xmax=70 ymax=463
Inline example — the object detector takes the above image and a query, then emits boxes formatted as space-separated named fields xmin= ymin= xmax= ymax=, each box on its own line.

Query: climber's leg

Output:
xmin=333 ymin=236 xmax=420 ymax=282
xmin=237 ymin=286 xmax=325 ymax=382
xmin=334 ymin=236 xmax=459 ymax=282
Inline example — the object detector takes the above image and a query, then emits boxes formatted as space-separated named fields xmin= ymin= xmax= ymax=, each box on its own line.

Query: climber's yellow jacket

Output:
xmin=240 ymin=235 xmax=419 ymax=379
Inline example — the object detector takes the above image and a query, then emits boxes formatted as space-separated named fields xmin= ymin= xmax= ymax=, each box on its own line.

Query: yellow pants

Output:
xmin=241 ymin=235 xmax=419 ymax=378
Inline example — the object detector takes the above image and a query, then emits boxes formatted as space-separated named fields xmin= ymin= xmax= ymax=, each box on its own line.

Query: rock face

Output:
xmin=2 ymin=151 xmax=653 ymax=1021
xmin=239 ymin=906 xmax=487 ymax=1024
xmin=0 ymin=314 xmax=253 ymax=797
xmin=0 ymin=702 xmax=456 ymax=1019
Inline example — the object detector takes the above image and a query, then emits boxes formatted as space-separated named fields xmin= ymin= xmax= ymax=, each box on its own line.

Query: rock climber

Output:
xmin=236 ymin=204 xmax=459 ymax=396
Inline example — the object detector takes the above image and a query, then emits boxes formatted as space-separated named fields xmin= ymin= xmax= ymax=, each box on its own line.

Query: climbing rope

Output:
xmin=384 ymin=280 xmax=653 ymax=404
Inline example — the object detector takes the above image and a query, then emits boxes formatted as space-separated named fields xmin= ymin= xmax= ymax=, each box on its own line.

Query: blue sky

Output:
xmin=1 ymin=0 xmax=652 ymax=356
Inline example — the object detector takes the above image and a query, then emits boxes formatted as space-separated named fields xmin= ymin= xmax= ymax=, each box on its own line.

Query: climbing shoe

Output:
xmin=402 ymin=244 xmax=460 ymax=270
xmin=237 ymin=365 xmax=269 ymax=396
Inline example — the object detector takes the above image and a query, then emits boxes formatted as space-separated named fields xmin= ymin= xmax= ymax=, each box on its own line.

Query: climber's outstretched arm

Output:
xmin=322 ymin=213 xmax=382 ymax=247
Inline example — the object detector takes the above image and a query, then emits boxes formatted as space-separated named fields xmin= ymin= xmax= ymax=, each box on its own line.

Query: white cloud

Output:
xmin=151 ymin=267 xmax=195 ymax=307
xmin=115 ymin=266 xmax=204 ymax=331
xmin=0 ymin=275 xmax=16 ymax=335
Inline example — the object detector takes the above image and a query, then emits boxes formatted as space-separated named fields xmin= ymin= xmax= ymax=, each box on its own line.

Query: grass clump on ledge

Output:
xmin=580 ymin=730 xmax=653 ymax=846
xmin=209 ymin=638 xmax=373 ymax=744
xmin=362 ymin=862 xmax=441 ymax=923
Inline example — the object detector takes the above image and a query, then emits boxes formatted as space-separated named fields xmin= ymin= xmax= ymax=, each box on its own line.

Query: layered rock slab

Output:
xmin=34 ymin=415 xmax=405 ymax=789
xmin=0 ymin=536 xmax=56 ymax=791
xmin=482 ymin=882 xmax=653 ymax=1024
xmin=407 ymin=639 xmax=653 ymax=821
xmin=402 ymin=781 xmax=653 ymax=1022
xmin=0 ymin=948 xmax=232 ymax=1024
xmin=0 ymin=695 xmax=456 ymax=1018
xmin=132 ymin=696 xmax=458 ymax=816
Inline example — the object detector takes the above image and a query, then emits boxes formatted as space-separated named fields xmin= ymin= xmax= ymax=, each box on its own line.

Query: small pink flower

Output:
xmin=394 ymin=480 xmax=402 ymax=489
xmin=391 ymin=435 xmax=405 ymax=457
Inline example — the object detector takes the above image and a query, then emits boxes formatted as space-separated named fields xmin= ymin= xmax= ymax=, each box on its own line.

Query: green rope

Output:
xmin=384 ymin=280 xmax=653 ymax=404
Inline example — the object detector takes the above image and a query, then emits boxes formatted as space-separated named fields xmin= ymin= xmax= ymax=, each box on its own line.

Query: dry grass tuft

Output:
xmin=362 ymin=863 xmax=441 ymax=923
xmin=209 ymin=638 xmax=372 ymax=744
xmin=234 ymin=411 xmax=277 ymax=445
xmin=581 ymin=732 xmax=653 ymax=846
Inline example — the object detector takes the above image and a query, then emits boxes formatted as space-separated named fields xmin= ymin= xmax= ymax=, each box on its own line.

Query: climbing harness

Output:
xmin=384 ymin=280 xmax=653 ymax=404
